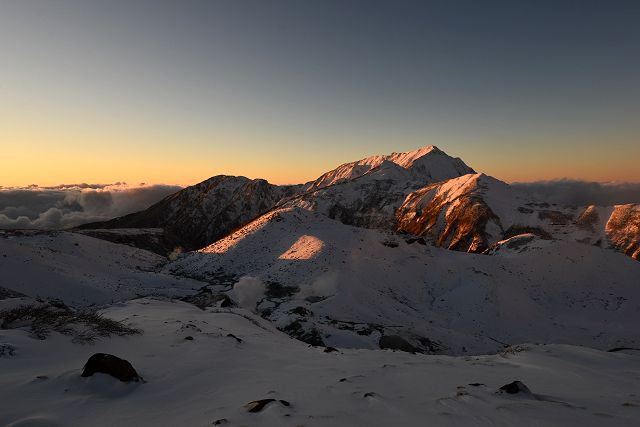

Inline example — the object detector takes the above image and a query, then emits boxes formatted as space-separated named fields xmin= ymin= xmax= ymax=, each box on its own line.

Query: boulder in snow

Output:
xmin=499 ymin=380 xmax=531 ymax=395
xmin=379 ymin=335 xmax=420 ymax=353
xmin=81 ymin=353 xmax=141 ymax=383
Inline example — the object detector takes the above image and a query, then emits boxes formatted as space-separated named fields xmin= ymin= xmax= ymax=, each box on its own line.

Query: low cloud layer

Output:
xmin=0 ymin=183 xmax=182 ymax=230
xmin=512 ymin=180 xmax=640 ymax=207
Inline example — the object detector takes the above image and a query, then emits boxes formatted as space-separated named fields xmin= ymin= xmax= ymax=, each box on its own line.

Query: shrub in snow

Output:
xmin=0 ymin=303 xmax=141 ymax=343
xmin=0 ymin=343 xmax=16 ymax=357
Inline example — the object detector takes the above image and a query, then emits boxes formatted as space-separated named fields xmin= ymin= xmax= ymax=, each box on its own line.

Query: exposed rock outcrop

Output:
xmin=396 ymin=174 xmax=510 ymax=253
xmin=606 ymin=204 xmax=640 ymax=260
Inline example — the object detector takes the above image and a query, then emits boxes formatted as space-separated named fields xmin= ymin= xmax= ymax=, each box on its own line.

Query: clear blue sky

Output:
xmin=2 ymin=0 xmax=639 ymax=185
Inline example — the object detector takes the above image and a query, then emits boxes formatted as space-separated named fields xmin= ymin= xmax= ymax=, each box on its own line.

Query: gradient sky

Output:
xmin=1 ymin=0 xmax=639 ymax=186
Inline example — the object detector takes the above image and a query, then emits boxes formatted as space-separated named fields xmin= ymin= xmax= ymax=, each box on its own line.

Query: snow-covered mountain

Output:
xmin=168 ymin=206 xmax=640 ymax=355
xmin=395 ymin=173 xmax=571 ymax=253
xmin=79 ymin=176 xmax=302 ymax=252
xmin=306 ymin=145 xmax=474 ymax=190
xmin=78 ymin=146 xmax=475 ymax=251
xmin=281 ymin=146 xmax=475 ymax=231
xmin=79 ymin=146 xmax=639 ymax=262
xmin=396 ymin=173 xmax=640 ymax=258
xmin=396 ymin=173 xmax=526 ymax=252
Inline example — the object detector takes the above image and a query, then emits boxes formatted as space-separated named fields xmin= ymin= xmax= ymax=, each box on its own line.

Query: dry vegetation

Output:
xmin=0 ymin=303 xmax=141 ymax=344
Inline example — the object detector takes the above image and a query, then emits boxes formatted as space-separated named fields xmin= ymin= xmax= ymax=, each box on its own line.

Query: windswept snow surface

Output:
xmin=1 ymin=298 xmax=639 ymax=427
xmin=0 ymin=231 xmax=204 ymax=305
xmin=170 ymin=207 xmax=640 ymax=355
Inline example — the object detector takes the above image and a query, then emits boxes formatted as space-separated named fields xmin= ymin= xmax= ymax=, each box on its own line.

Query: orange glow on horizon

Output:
xmin=2 ymin=108 xmax=639 ymax=187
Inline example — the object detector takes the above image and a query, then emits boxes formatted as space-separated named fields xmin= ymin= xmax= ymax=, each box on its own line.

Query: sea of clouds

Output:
xmin=0 ymin=183 xmax=182 ymax=230
xmin=511 ymin=180 xmax=640 ymax=206
xmin=1 ymin=179 xmax=639 ymax=231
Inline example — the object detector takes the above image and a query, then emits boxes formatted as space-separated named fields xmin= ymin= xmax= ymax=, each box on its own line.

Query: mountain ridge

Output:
xmin=78 ymin=146 xmax=639 ymax=261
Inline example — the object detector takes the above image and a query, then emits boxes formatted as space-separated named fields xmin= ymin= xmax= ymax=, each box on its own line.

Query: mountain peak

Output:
xmin=308 ymin=145 xmax=472 ymax=190
xmin=383 ymin=145 xmax=441 ymax=169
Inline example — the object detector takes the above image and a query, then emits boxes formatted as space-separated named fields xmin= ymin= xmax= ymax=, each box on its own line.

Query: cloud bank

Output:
xmin=512 ymin=180 xmax=640 ymax=207
xmin=0 ymin=183 xmax=182 ymax=230
xmin=2 ymin=179 xmax=637 ymax=230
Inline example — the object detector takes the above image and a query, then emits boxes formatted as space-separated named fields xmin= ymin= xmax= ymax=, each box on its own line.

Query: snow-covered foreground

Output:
xmin=1 ymin=220 xmax=639 ymax=425
xmin=1 ymin=298 xmax=639 ymax=427
xmin=0 ymin=231 xmax=204 ymax=306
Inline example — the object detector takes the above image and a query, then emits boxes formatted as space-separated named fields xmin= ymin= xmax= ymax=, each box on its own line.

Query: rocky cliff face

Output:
xmin=397 ymin=175 xmax=640 ymax=260
xmin=606 ymin=204 xmax=640 ymax=260
xmin=396 ymin=174 xmax=534 ymax=253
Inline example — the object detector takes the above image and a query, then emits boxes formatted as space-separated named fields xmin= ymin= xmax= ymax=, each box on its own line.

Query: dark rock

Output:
xmin=75 ymin=229 xmax=181 ymax=256
xmin=184 ymin=336 xmax=194 ymax=341
xmin=468 ymin=383 xmax=485 ymax=387
xmin=181 ymin=290 xmax=233 ymax=310
xmin=499 ymin=380 xmax=531 ymax=394
xmin=305 ymin=295 xmax=326 ymax=304
xmin=290 ymin=306 xmax=310 ymax=316
xmin=81 ymin=353 xmax=141 ymax=383
xmin=244 ymin=398 xmax=291 ymax=412
xmin=356 ymin=327 xmax=373 ymax=336
xmin=607 ymin=347 xmax=640 ymax=353
xmin=379 ymin=335 xmax=420 ymax=353
xmin=0 ymin=286 xmax=27 ymax=300
xmin=265 ymin=282 xmax=299 ymax=299
xmin=381 ymin=240 xmax=399 ymax=248
xmin=324 ymin=346 xmax=339 ymax=353
xmin=538 ymin=210 xmax=573 ymax=225
xmin=406 ymin=237 xmax=427 ymax=245
xmin=213 ymin=419 xmax=228 ymax=425
xmin=415 ymin=335 xmax=442 ymax=352
xmin=503 ymin=226 xmax=552 ymax=240
xmin=227 ymin=333 xmax=243 ymax=343
xmin=282 ymin=321 xmax=325 ymax=346
xmin=245 ymin=399 xmax=276 ymax=413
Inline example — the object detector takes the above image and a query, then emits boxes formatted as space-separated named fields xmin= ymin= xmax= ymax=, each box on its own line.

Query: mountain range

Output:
xmin=80 ymin=146 xmax=639 ymax=260
xmin=71 ymin=146 xmax=640 ymax=354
